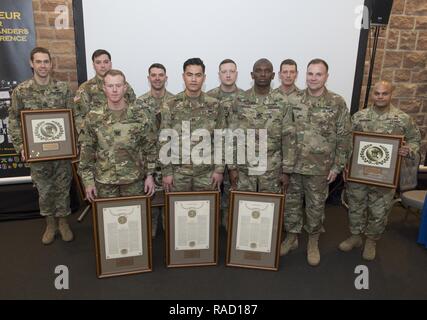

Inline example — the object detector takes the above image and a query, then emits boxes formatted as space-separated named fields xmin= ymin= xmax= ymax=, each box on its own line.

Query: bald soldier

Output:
xmin=339 ymin=81 xmax=421 ymax=260
xmin=74 ymin=49 xmax=136 ymax=135
xmin=281 ymin=58 xmax=352 ymax=267
xmin=228 ymin=58 xmax=295 ymax=195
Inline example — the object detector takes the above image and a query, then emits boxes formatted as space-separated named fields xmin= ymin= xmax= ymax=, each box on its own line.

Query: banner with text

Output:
xmin=0 ymin=0 xmax=35 ymax=179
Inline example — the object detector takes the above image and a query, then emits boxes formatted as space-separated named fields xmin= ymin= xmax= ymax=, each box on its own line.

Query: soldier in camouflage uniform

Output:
xmin=339 ymin=81 xmax=420 ymax=260
xmin=73 ymin=49 xmax=136 ymax=136
xmin=272 ymin=59 xmax=301 ymax=99
xmin=281 ymin=59 xmax=352 ymax=266
xmin=78 ymin=70 xmax=157 ymax=202
xmin=207 ymin=59 xmax=244 ymax=229
xmin=136 ymin=63 xmax=174 ymax=237
xmin=207 ymin=59 xmax=244 ymax=102
xmin=228 ymin=58 xmax=295 ymax=197
xmin=9 ymin=47 xmax=74 ymax=245
xmin=160 ymin=58 xmax=225 ymax=192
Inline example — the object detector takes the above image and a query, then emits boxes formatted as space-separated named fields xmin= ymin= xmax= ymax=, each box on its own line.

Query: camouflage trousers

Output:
xmin=346 ymin=182 xmax=395 ymax=240
xmin=172 ymin=166 xmax=217 ymax=192
xmin=30 ymin=160 xmax=72 ymax=217
xmin=95 ymin=180 xmax=144 ymax=198
xmin=236 ymin=169 xmax=283 ymax=193
xmin=284 ymin=173 xmax=328 ymax=235
xmin=221 ymin=168 xmax=231 ymax=228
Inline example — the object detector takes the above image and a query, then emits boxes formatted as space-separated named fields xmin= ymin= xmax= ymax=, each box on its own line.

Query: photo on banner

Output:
xmin=0 ymin=0 xmax=35 ymax=182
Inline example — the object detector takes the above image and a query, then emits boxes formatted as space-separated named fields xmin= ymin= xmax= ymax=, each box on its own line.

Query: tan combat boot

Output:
xmin=362 ymin=238 xmax=376 ymax=261
xmin=307 ymin=233 xmax=320 ymax=266
xmin=58 ymin=217 xmax=74 ymax=242
xmin=338 ymin=235 xmax=363 ymax=252
xmin=42 ymin=216 xmax=57 ymax=245
xmin=280 ymin=233 xmax=298 ymax=256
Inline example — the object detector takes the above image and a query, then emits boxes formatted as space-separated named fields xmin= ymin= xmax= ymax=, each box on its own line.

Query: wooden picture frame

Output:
xmin=20 ymin=109 xmax=77 ymax=162
xmin=165 ymin=191 xmax=219 ymax=268
xmin=226 ymin=191 xmax=284 ymax=271
xmin=92 ymin=195 xmax=152 ymax=278
xmin=347 ymin=131 xmax=404 ymax=188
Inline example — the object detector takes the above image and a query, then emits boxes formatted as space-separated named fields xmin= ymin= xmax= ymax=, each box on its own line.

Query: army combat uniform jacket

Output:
xmin=227 ymin=88 xmax=295 ymax=175
xmin=351 ymin=104 xmax=421 ymax=158
xmin=289 ymin=88 xmax=352 ymax=176
xmin=78 ymin=102 xmax=157 ymax=189
xmin=74 ymin=76 xmax=136 ymax=134
xmin=159 ymin=92 xmax=226 ymax=177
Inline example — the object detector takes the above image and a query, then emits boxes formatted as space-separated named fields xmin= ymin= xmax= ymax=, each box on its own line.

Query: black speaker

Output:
xmin=370 ymin=0 xmax=394 ymax=25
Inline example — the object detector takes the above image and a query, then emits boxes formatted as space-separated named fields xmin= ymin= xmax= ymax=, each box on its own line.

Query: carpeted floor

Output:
xmin=0 ymin=203 xmax=426 ymax=300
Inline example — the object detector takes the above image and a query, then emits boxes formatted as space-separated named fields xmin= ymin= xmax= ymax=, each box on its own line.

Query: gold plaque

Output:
xmin=42 ymin=143 xmax=59 ymax=151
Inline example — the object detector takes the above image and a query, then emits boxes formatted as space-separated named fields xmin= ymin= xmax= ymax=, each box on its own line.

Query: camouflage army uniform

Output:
xmin=272 ymin=84 xmax=301 ymax=100
xmin=78 ymin=102 xmax=157 ymax=198
xmin=137 ymin=90 xmax=174 ymax=130
xmin=74 ymin=76 xmax=136 ymax=135
xmin=9 ymin=78 xmax=74 ymax=217
xmin=227 ymin=88 xmax=295 ymax=193
xmin=285 ymin=88 xmax=351 ymax=234
xmin=207 ymin=86 xmax=245 ymax=104
xmin=207 ymin=86 xmax=244 ymax=227
xmin=347 ymin=105 xmax=421 ymax=240
xmin=136 ymin=90 xmax=174 ymax=235
xmin=160 ymin=92 xmax=225 ymax=192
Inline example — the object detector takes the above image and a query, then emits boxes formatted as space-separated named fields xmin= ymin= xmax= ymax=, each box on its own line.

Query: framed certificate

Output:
xmin=92 ymin=196 xmax=152 ymax=278
xmin=165 ymin=191 xmax=219 ymax=268
xmin=226 ymin=191 xmax=284 ymax=271
xmin=347 ymin=131 xmax=404 ymax=188
xmin=20 ymin=109 xmax=77 ymax=162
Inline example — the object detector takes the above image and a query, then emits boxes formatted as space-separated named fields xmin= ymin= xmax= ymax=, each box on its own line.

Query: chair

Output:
xmin=393 ymin=152 xmax=427 ymax=220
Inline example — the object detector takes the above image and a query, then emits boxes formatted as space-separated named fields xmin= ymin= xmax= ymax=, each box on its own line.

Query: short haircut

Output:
xmin=219 ymin=59 xmax=236 ymax=69
xmin=30 ymin=47 xmax=51 ymax=62
xmin=280 ymin=59 xmax=298 ymax=72
xmin=149 ymin=63 xmax=166 ymax=74
xmin=103 ymin=69 xmax=126 ymax=84
xmin=307 ymin=58 xmax=329 ymax=72
xmin=183 ymin=58 xmax=205 ymax=73
xmin=92 ymin=49 xmax=111 ymax=62
xmin=253 ymin=58 xmax=273 ymax=71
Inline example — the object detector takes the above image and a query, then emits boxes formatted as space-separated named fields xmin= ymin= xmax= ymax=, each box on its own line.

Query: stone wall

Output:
xmin=32 ymin=0 xmax=77 ymax=91
xmin=360 ymin=0 xmax=427 ymax=159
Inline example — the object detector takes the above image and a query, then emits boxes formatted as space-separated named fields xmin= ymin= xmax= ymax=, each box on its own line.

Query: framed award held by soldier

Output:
xmin=91 ymin=195 xmax=152 ymax=278
xmin=165 ymin=191 xmax=219 ymax=268
xmin=20 ymin=109 xmax=77 ymax=162
xmin=226 ymin=191 xmax=284 ymax=271
xmin=347 ymin=132 xmax=404 ymax=188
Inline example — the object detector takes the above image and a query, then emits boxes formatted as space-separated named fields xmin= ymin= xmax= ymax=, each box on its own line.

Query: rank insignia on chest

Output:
xmin=114 ymin=129 xmax=121 ymax=136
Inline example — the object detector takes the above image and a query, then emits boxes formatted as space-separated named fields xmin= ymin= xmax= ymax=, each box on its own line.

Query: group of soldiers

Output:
xmin=8 ymin=47 xmax=421 ymax=267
